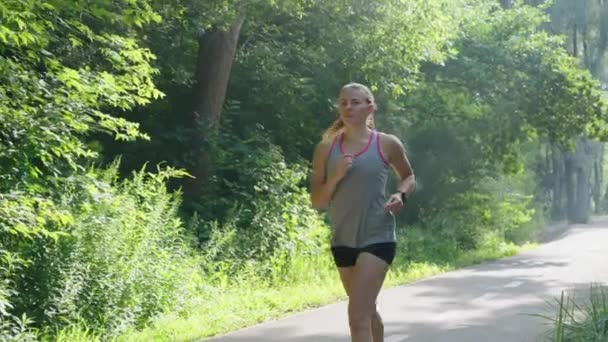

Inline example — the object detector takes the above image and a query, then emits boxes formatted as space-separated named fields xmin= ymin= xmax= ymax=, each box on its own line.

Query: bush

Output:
xmin=400 ymin=184 xmax=536 ymax=265
xmin=195 ymin=152 xmax=329 ymax=283
xmin=1 ymin=164 xmax=203 ymax=338
xmin=188 ymin=117 xmax=330 ymax=283
xmin=0 ymin=189 xmax=72 ymax=339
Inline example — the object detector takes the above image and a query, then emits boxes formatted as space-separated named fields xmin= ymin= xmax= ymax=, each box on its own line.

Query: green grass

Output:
xmin=53 ymin=242 xmax=535 ymax=341
xmin=46 ymin=219 xmax=538 ymax=342
xmin=52 ymin=237 xmax=532 ymax=342
xmin=535 ymin=284 xmax=608 ymax=342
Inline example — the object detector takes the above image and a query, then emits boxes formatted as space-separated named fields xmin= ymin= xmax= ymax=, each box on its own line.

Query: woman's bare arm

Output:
xmin=310 ymin=142 xmax=343 ymax=210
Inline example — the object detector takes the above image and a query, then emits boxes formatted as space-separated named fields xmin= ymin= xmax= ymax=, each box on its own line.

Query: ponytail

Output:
xmin=322 ymin=115 xmax=375 ymax=142
xmin=322 ymin=118 xmax=345 ymax=142
xmin=366 ymin=114 xmax=375 ymax=129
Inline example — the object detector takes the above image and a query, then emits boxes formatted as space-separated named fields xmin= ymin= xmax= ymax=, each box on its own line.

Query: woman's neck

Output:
xmin=342 ymin=125 xmax=371 ymax=142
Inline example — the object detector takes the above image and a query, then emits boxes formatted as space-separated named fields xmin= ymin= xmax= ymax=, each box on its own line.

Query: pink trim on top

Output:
xmin=376 ymin=132 xmax=390 ymax=166
xmin=339 ymin=130 xmax=375 ymax=157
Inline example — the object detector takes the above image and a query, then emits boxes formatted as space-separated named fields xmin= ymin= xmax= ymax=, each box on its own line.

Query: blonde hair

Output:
xmin=322 ymin=83 xmax=376 ymax=142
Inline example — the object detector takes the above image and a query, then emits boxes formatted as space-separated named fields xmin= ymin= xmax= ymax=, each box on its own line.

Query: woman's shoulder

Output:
xmin=313 ymin=138 xmax=336 ymax=161
xmin=376 ymin=131 xmax=406 ymax=159
xmin=315 ymin=138 xmax=333 ymax=151
xmin=376 ymin=131 xmax=402 ymax=145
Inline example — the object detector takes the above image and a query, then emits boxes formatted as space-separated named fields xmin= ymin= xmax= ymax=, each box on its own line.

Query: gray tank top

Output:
xmin=325 ymin=130 xmax=396 ymax=248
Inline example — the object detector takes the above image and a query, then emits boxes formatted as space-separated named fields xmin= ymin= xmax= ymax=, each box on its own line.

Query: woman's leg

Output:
xmin=338 ymin=267 xmax=385 ymax=342
xmin=371 ymin=306 xmax=384 ymax=342
xmin=346 ymin=252 xmax=390 ymax=342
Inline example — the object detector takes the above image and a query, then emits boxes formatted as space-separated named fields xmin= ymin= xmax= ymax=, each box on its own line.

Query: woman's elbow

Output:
xmin=408 ymin=175 xmax=417 ymax=192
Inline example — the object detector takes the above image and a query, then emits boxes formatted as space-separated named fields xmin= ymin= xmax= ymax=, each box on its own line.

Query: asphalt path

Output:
xmin=208 ymin=218 xmax=608 ymax=342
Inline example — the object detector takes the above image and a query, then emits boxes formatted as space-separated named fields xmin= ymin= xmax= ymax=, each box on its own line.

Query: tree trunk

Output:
xmin=551 ymin=144 xmax=567 ymax=220
xmin=573 ymin=22 xmax=578 ymax=57
xmin=564 ymin=150 xmax=577 ymax=222
xmin=591 ymin=1 xmax=608 ymax=76
xmin=583 ymin=26 xmax=591 ymax=69
xmin=193 ymin=15 xmax=245 ymax=128
xmin=564 ymin=138 xmax=595 ymax=224
xmin=574 ymin=156 xmax=591 ymax=223
xmin=592 ymin=144 xmax=604 ymax=213
xmin=185 ymin=10 xmax=246 ymax=200
xmin=499 ymin=0 xmax=514 ymax=9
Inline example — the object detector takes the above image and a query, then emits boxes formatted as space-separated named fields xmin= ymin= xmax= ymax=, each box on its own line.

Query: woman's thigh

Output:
xmin=348 ymin=252 xmax=390 ymax=311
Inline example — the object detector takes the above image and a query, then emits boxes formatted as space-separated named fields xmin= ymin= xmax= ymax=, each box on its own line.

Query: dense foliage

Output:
xmin=1 ymin=0 xmax=606 ymax=339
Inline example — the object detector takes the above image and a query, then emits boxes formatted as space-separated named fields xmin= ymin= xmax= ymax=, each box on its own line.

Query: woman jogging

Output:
xmin=310 ymin=83 xmax=415 ymax=342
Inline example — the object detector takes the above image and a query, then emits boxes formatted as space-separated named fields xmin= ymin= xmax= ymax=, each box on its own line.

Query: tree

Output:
xmin=500 ymin=0 xmax=514 ymax=9
xmin=398 ymin=2 xmax=607 ymax=222
xmin=0 ymin=0 xmax=164 ymax=330
xmin=187 ymin=6 xmax=246 ymax=199
xmin=106 ymin=0 xmax=475 ymax=204
xmin=0 ymin=0 xmax=162 ymax=190
xmin=540 ymin=0 xmax=608 ymax=221
xmin=135 ymin=1 xmax=312 ymax=200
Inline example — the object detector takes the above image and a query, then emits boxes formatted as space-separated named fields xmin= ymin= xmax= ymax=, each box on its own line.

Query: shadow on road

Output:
xmin=205 ymin=217 xmax=608 ymax=342
xmin=207 ymin=272 xmax=560 ymax=342
xmin=205 ymin=328 xmax=346 ymax=342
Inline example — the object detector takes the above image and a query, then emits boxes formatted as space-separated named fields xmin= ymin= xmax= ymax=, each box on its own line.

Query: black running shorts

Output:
xmin=330 ymin=242 xmax=396 ymax=267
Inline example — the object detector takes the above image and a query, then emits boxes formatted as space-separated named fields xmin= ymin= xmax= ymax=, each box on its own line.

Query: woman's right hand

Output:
xmin=333 ymin=154 xmax=353 ymax=182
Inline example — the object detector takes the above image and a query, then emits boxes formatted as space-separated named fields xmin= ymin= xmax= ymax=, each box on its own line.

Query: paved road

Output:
xmin=207 ymin=218 xmax=608 ymax=342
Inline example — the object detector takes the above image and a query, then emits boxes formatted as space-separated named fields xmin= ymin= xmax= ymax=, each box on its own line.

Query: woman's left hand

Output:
xmin=384 ymin=193 xmax=404 ymax=213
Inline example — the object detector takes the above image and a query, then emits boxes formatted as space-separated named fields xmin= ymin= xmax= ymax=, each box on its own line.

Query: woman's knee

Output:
xmin=348 ymin=300 xmax=375 ymax=329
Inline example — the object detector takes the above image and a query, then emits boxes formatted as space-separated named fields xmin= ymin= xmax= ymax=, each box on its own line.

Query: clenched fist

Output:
xmin=334 ymin=154 xmax=353 ymax=181
xmin=384 ymin=193 xmax=404 ymax=213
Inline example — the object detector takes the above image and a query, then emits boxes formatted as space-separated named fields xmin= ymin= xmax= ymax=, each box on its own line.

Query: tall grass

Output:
xmin=45 ymin=220 xmax=532 ymax=342
xmin=539 ymin=284 xmax=608 ymax=342
xmin=2 ymin=164 xmax=207 ymax=340
xmin=103 ymin=222 xmax=532 ymax=341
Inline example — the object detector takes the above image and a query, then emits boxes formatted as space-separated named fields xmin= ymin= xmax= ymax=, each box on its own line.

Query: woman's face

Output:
xmin=338 ymin=88 xmax=373 ymax=127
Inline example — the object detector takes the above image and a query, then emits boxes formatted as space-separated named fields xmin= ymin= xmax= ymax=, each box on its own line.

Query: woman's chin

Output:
xmin=341 ymin=117 xmax=364 ymax=126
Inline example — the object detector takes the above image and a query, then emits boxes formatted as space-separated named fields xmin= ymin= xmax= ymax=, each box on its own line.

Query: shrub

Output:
xmin=2 ymin=164 xmax=203 ymax=338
